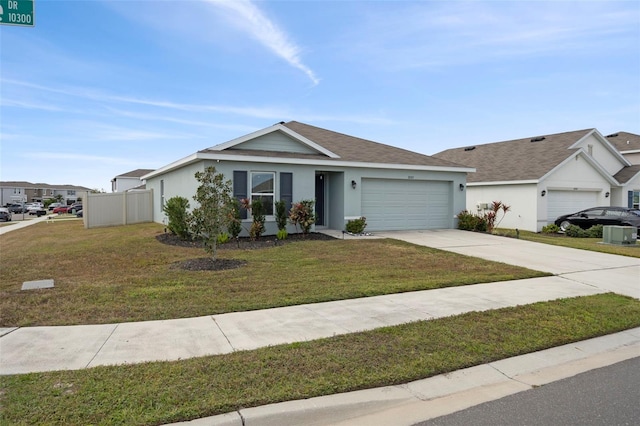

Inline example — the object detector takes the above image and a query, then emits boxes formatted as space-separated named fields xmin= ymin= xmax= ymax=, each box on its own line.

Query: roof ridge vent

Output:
xmin=464 ymin=146 xmax=476 ymax=151
xmin=530 ymin=136 xmax=546 ymax=142
xmin=606 ymin=133 xmax=619 ymax=138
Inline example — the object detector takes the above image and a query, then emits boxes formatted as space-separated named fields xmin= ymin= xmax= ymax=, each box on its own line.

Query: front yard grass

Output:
xmin=494 ymin=228 xmax=640 ymax=258
xmin=2 ymin=293 xmax=639 ymax=425
xmin=0 ymin=221 xmax=548 ymax=327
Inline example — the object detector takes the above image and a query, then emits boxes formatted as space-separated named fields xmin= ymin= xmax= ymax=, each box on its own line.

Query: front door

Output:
xmin=315 ymin=173 xmax=325 ymax=226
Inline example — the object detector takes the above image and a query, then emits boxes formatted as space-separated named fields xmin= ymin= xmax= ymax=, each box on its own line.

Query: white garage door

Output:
xmin=547 ymin=190 xmax=598 ymax=222
xmin=361 ymin=179 xmax=451 ymax=231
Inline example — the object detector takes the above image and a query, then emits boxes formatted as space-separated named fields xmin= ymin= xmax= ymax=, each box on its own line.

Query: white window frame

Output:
xmin=250 ymin=171 xmax=275 ymax=217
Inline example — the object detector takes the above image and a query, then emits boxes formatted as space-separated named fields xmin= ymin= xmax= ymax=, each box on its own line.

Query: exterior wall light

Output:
xmin=541 ymin=190 xmax=546 ymax=197
xmin=459 ymin=183 xmax=465 ymax=191
xmin=351 ymin=180 xmax=357 ymax=189
xmin=605 ymin=192 xmax=610 ymax=198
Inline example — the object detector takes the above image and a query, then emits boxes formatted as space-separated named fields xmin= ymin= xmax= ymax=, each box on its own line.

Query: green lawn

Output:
xmin=2 ymin=294 xmax=639 ymax=425
xmin=0 ymin=221 xmax=547 ymax=327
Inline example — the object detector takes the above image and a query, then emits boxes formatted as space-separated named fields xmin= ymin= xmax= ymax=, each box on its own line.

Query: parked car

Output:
xmin=68 ymin=204 xmax=82 ymax=214
xmin=76 ymin=209 xmax=83 ymax=218
xmin=28 ymin=207 xmax=47 ymax=216
xmin=48 ymin=202 xmax=63 ymax=211
xmin=555 ymin=206 xmax=640 ymax=231
xmin=6 ymin=204 xmax=27 ymax=213
xmin=52 ymin=205 xmax=71 ymax=214
xmin=0 ymin=207 xmax=11 ymax=222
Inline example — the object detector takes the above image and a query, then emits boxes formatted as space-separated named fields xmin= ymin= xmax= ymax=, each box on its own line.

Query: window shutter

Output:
xmin=629 ymin=191 xmax=634 ymax=209
xmin=233 ymin=171 xmax=248 ymax=219
xmin=280 ymin=172 xmax=293 ymax=212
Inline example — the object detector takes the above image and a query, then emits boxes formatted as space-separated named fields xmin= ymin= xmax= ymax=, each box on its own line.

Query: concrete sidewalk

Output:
xmin=1 ymin=229 xmax=639 ymax=424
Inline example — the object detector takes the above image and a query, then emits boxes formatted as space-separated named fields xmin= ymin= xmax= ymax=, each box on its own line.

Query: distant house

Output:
xmin=434 ymin=129 xmax=640 ymax=232
xmin=111 ymin=169 xmax=155 ymax=192
xmin=0 ymin=181 xmax=91 ymax=206
xmin=142 ymin=121 xmax=472 ymax=235
xmin=606 ymin=132 xmax=640 ymax=166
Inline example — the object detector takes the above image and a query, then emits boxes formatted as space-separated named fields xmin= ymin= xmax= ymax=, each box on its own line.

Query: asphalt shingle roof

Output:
xmin=433 ymin=129 xmax=594 ymax=183
xmin=613 ymin=164 xmax=640 ymax=184
xmin=201 ymin=121 xmax=466 ymax=169
xmin=605 ymin=131 xmax=640 ymax=153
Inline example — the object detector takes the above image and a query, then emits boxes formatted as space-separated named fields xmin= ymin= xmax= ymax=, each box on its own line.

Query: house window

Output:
xmin=633 ymin=191 xmax=639 ymax=209
xmin=67 ymin=190 xmax=76 ymax=196
xmin=160 ymin=180 xmax=165 ymax=207
xmin=251 ymin=172 xmax=275 ymax=216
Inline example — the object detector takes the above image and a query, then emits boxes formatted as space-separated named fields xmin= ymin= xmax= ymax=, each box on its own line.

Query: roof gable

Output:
xmin=434 ymin=129 xmax=593 ymax=183
xmin=614 ymin=164 xmax=640 ymax=184
xmin=209 ymin=123 xmax=339 ymax=158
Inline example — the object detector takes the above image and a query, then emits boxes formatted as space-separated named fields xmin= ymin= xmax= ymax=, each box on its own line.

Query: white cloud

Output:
xmin=208 ymin=0 xmax=319 ymax=85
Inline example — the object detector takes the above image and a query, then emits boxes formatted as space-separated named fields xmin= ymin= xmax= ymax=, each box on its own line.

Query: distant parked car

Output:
xmin=6 ymin=204 xmax=27 ymax=213
xmin=68 ymin=204 xmax=82 ymax=214
xmin=52 ymin=205 xmax=71 ymax=214
xmin=76 ymin=209 xmax=83 ymax=218
xmin=0 ymin=207 xmax=11 ymax=222
xmin=48 ymin=202 xmax=63 ymax=211
xmin=555 ymin=206 xmax=640 ymax=231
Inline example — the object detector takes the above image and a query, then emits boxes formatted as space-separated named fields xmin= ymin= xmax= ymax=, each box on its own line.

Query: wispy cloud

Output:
xmin=208 ymin=0 xmax=319 ymax=85
xmin=23 ymin=152 xmax=140 ymax=167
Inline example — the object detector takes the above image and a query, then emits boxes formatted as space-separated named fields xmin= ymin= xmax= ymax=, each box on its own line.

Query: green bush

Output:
xmin=564 ymin=224 xmax=589 ymax=238
xmin=345 ymin=217 xmax=367 ymax=234
xmin=587 ymin=224 xmax=604 ymax=238
xmin=249 ymin=198 xmax=265 ymax=240
xmin=275 ymin=200 xmax=288 ymax=231
xmin=541 ymin=224 xmax=561 ymax=234
xmin=457 ymin=210 xmax=488 ymax=232
xmin=217 ymin=232 xmax=230 ymax=245
xmin=162 ymin=196 xmax=191 ymax=240
xmin=228 ymin=198 xmax=242 ymax=239
xmin=277 ymin=229 xmax=288 ymax=240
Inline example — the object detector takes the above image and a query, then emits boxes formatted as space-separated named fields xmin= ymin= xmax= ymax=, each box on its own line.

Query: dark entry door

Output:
xmin=315 ymin=173 xmax=325 ymax=226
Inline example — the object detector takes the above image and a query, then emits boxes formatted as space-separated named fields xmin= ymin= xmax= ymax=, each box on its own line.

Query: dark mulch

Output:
xmin=158 ymin=232 xmax=337 ymax=271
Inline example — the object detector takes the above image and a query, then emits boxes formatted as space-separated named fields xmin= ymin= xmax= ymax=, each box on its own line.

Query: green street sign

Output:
xmin=0 ymin=0 xmax=34 ymax=27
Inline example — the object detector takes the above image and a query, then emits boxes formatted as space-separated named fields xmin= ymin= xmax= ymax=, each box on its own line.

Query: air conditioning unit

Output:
xmin=603 ymin=226 xmax=638 ymax=245
xmin=477 ymin=203 xmax=489 ymax=210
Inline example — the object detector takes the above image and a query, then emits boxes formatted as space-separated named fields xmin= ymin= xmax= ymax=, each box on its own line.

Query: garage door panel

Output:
xmin=362 ymin=179 xmax=451 ymax=231
xmin=547 ymin=191 xmax=598 ymax=222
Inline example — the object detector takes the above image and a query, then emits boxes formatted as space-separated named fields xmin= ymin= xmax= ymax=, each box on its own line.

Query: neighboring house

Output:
xmin=434 ymin=129 xmax=640 ymax=232
xmin=0 ymin=181 xmax=91 ymax=206
xmin=142 ymin=121 xmax=473 ymax=235
xmin=111 ymin=169 xmax=155 ymax=192
xmin=606 ymin=132 xmax=640 ymax=165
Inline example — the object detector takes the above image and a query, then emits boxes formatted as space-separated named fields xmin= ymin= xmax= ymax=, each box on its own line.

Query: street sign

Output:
xmin=0 ymin=0 xmax=34 ymax=27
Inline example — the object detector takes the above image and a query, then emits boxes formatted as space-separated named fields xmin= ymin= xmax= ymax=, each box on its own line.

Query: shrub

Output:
xmin=277 ymin=229 xmax=288 ymax=240
xmin=227 ymin=198 xmax=242 ymax=239
xmin=345 ymin=217 xmax=367 ymax=234
xmin=457 ymin=210 xmax=488 ymax=232
xmin=564 ymin=224 xmax=589 ymax=238
xmin=249 ymin=198 xmax=265 ymax=240
xmin=162 ymin=196 xmax=191 ymax=240
xmin=275 ymin=200 xmax=288 ymax=231
xmin=289 ymin=199 xmax=315 ymax=235
xmin=587 ymin=224 xmax=604 ymax=238
xmin=541 ymin=224 xmax=560 ymax=234
xmin=217 ymin=232 xmax=230 ymax=245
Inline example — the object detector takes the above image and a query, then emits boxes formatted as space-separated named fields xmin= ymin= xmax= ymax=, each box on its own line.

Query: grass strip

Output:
xmin=493 ymin=228 xmax=640 ymax=258
xmin=0 ymin=222 xmax=547 ymax=326
xmin=2 ymin=293 xmax=640 ymax=425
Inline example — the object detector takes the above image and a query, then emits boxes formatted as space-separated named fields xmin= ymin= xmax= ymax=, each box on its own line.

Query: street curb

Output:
xmin=165 ymin=327 xmax=640 ymax=426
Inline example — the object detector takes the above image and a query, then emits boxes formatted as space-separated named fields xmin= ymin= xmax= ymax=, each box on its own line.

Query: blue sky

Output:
xmin=1 ymin=0 xmax=639 ymax=191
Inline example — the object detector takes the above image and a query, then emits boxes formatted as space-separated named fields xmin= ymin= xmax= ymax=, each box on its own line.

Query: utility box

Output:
xmin=603 ymin=225 xmax=638 ymax=245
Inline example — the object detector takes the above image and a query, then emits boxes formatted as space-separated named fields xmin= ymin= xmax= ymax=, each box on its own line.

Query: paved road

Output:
xmin=416 ymin=357 xmax=640 ymax=426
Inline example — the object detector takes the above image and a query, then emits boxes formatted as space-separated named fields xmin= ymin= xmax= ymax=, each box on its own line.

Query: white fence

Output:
xmin=84 ymin=190 xmax=153 ymax=229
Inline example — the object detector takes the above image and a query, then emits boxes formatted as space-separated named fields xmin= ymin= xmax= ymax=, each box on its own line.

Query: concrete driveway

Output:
xmin=378 ymin=229 xmax=640 ymax=299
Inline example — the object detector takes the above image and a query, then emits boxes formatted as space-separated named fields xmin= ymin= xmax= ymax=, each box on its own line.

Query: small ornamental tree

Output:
xmin=228 ymin=198 xmax=242 ymax=240
xmin=289 ymin=199 xmax=315 ymax=235
xmin=191 ymin=166 xmax=234 ymax=261
xmin=163 ymin=196 xmax=191 ymax=240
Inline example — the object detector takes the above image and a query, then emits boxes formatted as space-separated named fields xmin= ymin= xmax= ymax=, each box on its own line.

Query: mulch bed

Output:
xmin=158 ymin=232 xmax=337 ymax=271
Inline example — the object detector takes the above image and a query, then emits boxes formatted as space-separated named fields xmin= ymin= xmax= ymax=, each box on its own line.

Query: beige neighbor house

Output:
xmin=142 ymin=121 xmax=473 ymax=235
xmin=434 ymin=129 xmax=640 ymax=232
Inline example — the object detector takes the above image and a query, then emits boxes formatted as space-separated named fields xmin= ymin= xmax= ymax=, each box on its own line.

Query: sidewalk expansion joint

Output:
xmin=212 ymin=317 xmax=235 ymax=351
xmin=86 ymin=324 xmax=120 ymax=369
xmin=237 ymin=409 xmax=246 ymax=426
xmin=0 ymin=327 xmax=20 ymax=338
